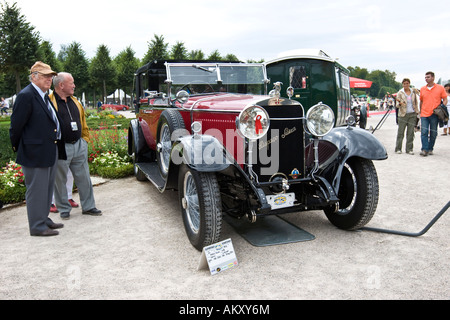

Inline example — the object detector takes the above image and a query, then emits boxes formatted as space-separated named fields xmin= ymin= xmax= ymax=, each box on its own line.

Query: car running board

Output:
xmin=135 ymin=162 xmax=166 ymax=192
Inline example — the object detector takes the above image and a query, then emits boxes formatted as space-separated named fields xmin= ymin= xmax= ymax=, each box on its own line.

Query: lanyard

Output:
xmin=65 ymin=100 xmax=74 ymax=121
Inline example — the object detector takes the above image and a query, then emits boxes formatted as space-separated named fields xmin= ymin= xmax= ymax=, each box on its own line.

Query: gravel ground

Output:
xmin=0 ymin=112 xmax=448 ymax=300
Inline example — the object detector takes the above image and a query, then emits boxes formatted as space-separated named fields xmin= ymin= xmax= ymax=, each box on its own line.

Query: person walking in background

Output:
xmin=9 ymin=61 xmax=66 ymax=236
xmin=395 ymin=78 xmax=420 ymax=154
xmin=49 ymin=72 xmax=101 ymax=220
xmin=442 ymin=83 xmax=450 ymax=135
xmin=419 ymin=71 xmax=448 ymax=156
xmin=1 ymin=97 xmax=9 ymax=115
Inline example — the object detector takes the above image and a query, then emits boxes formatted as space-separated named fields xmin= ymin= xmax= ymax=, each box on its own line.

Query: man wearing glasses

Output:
xmin=10 ymin=61 xmax=67 ymax=236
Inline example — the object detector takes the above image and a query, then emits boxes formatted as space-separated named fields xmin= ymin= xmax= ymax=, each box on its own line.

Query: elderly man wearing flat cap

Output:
xmin=10 ymin=61 xmax=67 ymax=236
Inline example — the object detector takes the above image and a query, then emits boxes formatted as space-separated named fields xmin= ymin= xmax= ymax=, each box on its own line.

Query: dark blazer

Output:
xmin=9 ymin=83 xmax=67 ymax=167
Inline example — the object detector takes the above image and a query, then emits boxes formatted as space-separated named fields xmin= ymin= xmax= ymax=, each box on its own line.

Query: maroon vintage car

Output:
xmin=102 ymin=104 xmax=130 ymax=111
xmin=128 ymin=61 xmax=386 ymax=250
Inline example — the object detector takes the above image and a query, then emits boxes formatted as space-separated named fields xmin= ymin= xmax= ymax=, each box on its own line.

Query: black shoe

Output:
xmin=49 ymin=223 xmax=64 ymax=229
xmin=82 ymin=208 xmax=102 ymax=216
xmin=31 ymin=229 xmax=59 ymax=237
xmin=60 ymin=212 xmax=70 ymax=220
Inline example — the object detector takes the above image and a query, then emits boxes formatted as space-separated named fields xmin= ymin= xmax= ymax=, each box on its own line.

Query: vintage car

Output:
xmin=265 ymin=49 xmax=367 ymax=128
xmin=102 ymin=103 xmax=130 ymax=111
xmin=128 ymin=60 xmax=387 ymax=251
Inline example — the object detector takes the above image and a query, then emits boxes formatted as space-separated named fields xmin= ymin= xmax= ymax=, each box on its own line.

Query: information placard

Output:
xmin=198 ymin=238 xmax=238 ymax=275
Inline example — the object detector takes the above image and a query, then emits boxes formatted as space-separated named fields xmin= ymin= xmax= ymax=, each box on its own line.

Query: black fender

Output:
xmin=171 ymin=135 xmax=231 ymax=173
xmin=323 ymin=126 xmax=387 ymax=162
xmin=128 ymin=118 xmax=153 ymax=163
xmin=322 ymin=126 xmax=387 ymax=192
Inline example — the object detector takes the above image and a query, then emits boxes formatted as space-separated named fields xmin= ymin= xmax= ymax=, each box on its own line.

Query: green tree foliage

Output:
xmin=207 ymin=49 xmax=222 ymax=61
xmin=114 ymin=46 xmax=139 ymax=104
xmin=224 ymin=53 xmax=239 ymax=62
xmin=37 ymin=40 xmax=61 ymax=72
xmin=189 ymin=49 xmax=205 ymax=60
xmin=61 ymin=42 xmax=90 ymax=96
xmin=170 ymin=41 xmax=188 ymax=60
xmin=142 ymin=34 xmax=168 ymax=64
xmin=0 ymin=1 xmax=40 ymax=93
xmin=348 ymin=66 xmax=401 ymax=98
xmin=90 ymin=44 xmax=116 ymax=101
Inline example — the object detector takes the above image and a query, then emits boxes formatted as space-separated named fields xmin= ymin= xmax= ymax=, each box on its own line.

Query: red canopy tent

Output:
xmin=349 ymin=77 xmax=373 ymax=89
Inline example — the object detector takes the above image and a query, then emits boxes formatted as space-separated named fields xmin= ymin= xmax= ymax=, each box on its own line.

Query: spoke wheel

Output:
xmin=178 ymin=164 xmax=222 ymax=251
xmin=156 ymin=109 xmax=185 ymax=178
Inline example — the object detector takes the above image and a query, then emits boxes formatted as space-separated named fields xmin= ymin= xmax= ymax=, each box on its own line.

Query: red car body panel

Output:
xmin=139 ymin=93 xmax=266 ymax=160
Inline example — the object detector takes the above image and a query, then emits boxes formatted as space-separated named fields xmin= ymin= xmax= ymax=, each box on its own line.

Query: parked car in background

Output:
xmin=128 ymin=60 xmax=387 ymax=251
xmin=102 ymin=104 xmax=130 ymax=111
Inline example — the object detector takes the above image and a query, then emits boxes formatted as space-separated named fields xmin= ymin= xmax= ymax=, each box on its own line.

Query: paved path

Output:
xmin=0 ymin=114 xmax=448 ymax=300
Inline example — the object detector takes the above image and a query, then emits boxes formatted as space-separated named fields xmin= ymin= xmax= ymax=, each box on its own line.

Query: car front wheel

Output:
xmin=324 ymin=157 xmax=379 ymax=230
xmin=178 ymin=164 xmax=222 ymax=251
xmin=156 ymin=109 xmax=185 ymax=178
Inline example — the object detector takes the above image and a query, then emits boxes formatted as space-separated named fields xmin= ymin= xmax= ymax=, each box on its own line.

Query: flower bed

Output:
xmin=0 ymin=114 xmax=134 ymax=204
xmin=0 ymin=161 xmax=26 ymax=204
xmin=87 ymin=121 xmax=133 ymax=178
xmin=90 ymin=151 xmax=133 ymax=179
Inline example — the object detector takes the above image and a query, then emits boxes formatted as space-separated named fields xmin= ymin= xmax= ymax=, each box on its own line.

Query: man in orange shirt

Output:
xmin=419 ymin=71 xmax=448 ymax=156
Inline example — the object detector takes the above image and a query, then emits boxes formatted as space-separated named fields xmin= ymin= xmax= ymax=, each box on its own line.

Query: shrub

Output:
xmin=89 ymin=151 xmax=133 ymax=178
xmin=0 ymin=123 xmax=16 ymax=168
xmin=0 ymin=161 xmax=26 ymax=204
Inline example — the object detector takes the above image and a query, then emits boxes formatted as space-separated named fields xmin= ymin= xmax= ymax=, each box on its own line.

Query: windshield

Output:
xmin=166 ymin=63 xmax=267 ymax=95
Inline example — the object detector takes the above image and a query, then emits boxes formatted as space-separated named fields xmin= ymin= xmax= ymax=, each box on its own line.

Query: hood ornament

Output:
xmin=269 ymin=82 xmax=285 ymax=106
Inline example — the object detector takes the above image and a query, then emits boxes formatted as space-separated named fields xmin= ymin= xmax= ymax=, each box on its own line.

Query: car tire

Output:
xmin=132 ymin=141 xmax=147 ymax=181
xmin=359 ymin=110 xmax=367 ymax=129
xmin=130 ymin=124 xmax=148 ymax=181
xmin=324 ymin=157 xmax=379 ymax=230
xmin=178 ymin=164 xmax=222 ymax=251
xmin=156 ymin=109 xmax=186 ymax=178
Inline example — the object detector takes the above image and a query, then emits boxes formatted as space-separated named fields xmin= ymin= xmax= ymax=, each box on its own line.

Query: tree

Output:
xmin=37 ymin=40 xmax=61 ymax=72
xmin=114 ymin=46 xmax=139 ymax=105
xmin=207 ymin=49 xmax=222 ymax=61
xmin=348 ymin=66 xmax=401 ymax=98
xmin=142 ymin=34 xmax=168 ymax=64
xmin=224 ymin=53 xmax=239 ymax=62
xmin=188 ymin=49 xmax=205 ymax=60
xmin=347 ymin=66 xmax=369 ymax=80
xmin=170 ymin=41 xmax=188 ymax=60
xmin=368 ymin=70 xmax=400 ymax=97
xmin=61 ymin=42 xmax=90 ymax=97
xmin=90 ymin=44 xmax=116 ymax=101
xmin=0 ymin=1 xmax=41 ymax=93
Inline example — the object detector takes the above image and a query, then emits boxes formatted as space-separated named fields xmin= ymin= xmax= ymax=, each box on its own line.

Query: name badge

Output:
xmin=71 ymin=121 xmax=78 ymax=131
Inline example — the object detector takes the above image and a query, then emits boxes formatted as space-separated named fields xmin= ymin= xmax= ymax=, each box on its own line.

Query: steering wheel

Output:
xmin=181 ymin=81 xmax=214 ymax=94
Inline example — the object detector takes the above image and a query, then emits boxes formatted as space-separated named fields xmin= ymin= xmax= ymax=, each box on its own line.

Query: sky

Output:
xmin=10 ymin=0 xmax=450 ymax=89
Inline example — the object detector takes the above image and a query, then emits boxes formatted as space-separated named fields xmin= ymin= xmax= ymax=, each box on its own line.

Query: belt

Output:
xmin=66 ymin=139 xmax=80 ymax=144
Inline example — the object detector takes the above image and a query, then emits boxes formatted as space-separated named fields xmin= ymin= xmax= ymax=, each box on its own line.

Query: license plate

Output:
xmin=266 ymin=193 xmax=295 ymax=210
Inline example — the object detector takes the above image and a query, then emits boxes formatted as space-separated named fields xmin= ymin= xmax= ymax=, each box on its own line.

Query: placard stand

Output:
xmin=198 ymin=238 xmax=238 ymax=275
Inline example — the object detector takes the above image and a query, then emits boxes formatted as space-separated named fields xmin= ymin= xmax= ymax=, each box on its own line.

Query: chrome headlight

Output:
xmin=306 ymin=103 xmax=335 ymax=137
xmin=237 ymin=105 xmax=270 ymax=140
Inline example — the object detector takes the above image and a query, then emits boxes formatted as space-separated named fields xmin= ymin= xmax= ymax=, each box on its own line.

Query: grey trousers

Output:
xmin=22 ymin=152 xmax=58 ymax=234
xmin=54 ymin=139 xmax=96 ymax=213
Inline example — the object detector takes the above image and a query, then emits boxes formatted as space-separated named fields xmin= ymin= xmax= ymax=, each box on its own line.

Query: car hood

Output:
xmin=180 ymin=93 xmax=270 ymax=112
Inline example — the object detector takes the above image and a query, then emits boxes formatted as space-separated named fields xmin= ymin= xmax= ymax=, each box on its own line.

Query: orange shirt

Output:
xmin=420 ymin=84 xmax=447 ymax=117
